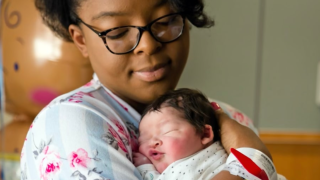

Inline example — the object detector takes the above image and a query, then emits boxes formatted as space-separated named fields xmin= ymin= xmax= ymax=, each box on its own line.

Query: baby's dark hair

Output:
xmin=141 ymin=88 xmax=221 ymax=142
xmin=34 ymin=0 xmax=214 ymax=42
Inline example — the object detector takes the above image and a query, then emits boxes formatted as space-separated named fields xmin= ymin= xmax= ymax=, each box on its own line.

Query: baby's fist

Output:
xmin=133 ymin=152 xmax=152 ymax=167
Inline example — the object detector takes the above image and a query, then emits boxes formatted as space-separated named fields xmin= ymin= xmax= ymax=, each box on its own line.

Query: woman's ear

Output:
xmin=69 ymin=24 xmax=88 ymax=57
xmin=201 ymin=124 xmax=214 ymax=146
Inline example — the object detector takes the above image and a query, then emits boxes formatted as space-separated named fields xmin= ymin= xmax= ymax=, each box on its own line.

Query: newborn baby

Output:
xmin=133 ymin=88 xmax=227 ymax=180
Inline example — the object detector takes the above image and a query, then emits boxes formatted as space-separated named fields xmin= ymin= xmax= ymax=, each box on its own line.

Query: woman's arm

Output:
xmin=212 ymin=171 xmax=244 ymax=180
xmin=208 ymin=103 xmax=273 ymax=180
xmin=211 ymin=102 xmax=272 ymax=159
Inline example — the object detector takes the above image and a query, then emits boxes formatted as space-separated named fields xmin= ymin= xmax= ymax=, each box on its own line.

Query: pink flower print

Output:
xmin=84 ymin=81 xmax=93 ymax=87
xmin=69 ymin=148 xmax=90 ymax=168
xmin=68 ymin=99 xmax=82 ymax=103
xmin=70 ymin=95 xmax=83 ymax=99
xmin=30 ymin=124 xmax=33 ymax=129
xmin=114 ymin=121 xmax=129 ymax=140
xmin=227 ymin=107 xmax=236 ymax=114
xmin=131 ymin=138 xmax=139 ymax=153
xmin=129 ymin=130 xmax=139 ymax=152
xmin=233 ymin=112 xmax=249 ymax=126
xmin=77 ymin=91 xmax=93 ymax=98
xmin=119 ymin=104 xmax=128 ymax=111
xmin=118 ymin=140 xmax=128 ymax=153
xmin=67 ymin=91 xmax=93 ymax=104
xmin=108 ymin=126 xmax=118 ymax=138
xmin=39 ymin=146 xmax=61 ymax=180
xmin=108 ymin=127 xmax=128 ymax=153
xmin=246 ymin=116 xmax=254 ymax=124
xmin=115 ymin=121 xmax=125 ymax=132
xmin=130 ymin=129 xmax=138 ymax=140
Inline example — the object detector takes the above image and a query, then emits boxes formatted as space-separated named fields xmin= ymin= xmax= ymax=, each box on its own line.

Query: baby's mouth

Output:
xmin=149 ymin=149 xmax=164 ymax=160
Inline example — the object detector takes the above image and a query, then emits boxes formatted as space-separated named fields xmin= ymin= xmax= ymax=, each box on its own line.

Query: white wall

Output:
xmin=178 ymin=0 xmax=320 ymax=132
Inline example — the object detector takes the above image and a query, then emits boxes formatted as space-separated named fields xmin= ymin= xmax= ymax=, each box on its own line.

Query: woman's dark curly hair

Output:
xmin=141 ymin=88 xmax=221 ymax=142
xmin=35 ymin=0 xmax=214 ymax=42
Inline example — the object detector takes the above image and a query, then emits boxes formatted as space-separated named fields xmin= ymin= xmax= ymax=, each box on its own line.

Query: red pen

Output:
xmin=230 ymin=148 xmax=269 ymax=180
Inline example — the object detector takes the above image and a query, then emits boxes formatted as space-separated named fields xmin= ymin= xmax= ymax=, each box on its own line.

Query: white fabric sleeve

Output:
xmin=20 ymin=103 xmax=142 ymax=180
xmin=208 ymin=98 xmax=259 ymax=135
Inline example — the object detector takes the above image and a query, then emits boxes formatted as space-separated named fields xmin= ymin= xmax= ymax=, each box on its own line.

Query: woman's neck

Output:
xmin=127 ymin=100 xmax=148 ymax=114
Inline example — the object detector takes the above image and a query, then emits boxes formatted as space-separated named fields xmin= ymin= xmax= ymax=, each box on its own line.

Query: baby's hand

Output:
xmin=133 ymin=152 xmax=152 ymax=167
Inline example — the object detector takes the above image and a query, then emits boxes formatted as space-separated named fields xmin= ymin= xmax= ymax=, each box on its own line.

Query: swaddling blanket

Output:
xmin=137 ymin=141 xmax=227 ymax=180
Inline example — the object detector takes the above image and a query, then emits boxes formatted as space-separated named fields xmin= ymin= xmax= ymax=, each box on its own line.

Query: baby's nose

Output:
xmin=152 ymin=139 xmax=162 ymax=147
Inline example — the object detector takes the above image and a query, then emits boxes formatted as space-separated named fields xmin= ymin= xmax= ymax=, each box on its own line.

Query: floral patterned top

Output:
xmin=20 ymin=74 xmax=257 ymax=180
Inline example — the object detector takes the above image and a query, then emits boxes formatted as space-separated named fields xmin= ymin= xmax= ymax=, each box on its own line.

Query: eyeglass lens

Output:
xmin=104 ymin=14 xmax=184 ymax=54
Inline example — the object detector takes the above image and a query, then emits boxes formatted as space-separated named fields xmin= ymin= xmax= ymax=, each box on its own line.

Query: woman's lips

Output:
xmin=133 ymin=62 xmax=169 ymax=82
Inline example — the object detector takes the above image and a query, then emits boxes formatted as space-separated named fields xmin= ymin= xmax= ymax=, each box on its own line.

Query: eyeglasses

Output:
xmin=77 ymin=13 xmax=185 ymax=55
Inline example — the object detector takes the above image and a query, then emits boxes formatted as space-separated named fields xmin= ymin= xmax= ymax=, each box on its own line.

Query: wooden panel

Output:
xmin=260 ymin=132 xmax=320 ymax=180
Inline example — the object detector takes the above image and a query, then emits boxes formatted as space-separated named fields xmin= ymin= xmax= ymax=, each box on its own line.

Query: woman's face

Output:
xmin=70 ymin=0 xmax=190 ymax=112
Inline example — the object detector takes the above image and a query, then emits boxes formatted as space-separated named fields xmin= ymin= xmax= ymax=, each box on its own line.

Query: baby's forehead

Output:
xmin=139 ymin=107 xmax=186 ymax=130
xmin=141 ymin=106 xmax=184 ymax=121
xmin=139 ymin=118 xmax=175 ymax=136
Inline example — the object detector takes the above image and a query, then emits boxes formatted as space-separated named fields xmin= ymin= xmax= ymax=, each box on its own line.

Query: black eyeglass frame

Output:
xmin=77 ymin=12 xmax=186 ymax=55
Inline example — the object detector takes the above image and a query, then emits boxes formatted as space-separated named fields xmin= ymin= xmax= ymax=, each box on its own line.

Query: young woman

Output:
xmin=20 ymin=0 xmax=272 ymax=179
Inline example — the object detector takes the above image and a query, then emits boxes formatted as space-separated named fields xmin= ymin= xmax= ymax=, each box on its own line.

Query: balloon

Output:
xmin=0 ymin=0 xmax=93 ymax=155
xmin=2 ymin=0 xmax=93 ymax=121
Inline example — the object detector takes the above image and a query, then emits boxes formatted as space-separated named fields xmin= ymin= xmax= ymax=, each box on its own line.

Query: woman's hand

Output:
xmin=211 ymin=102 xmax=272 ymax=159
xmin=211 ymin=171 xmax=245 ymax=180
xmin=133 ymin=152 xmax=152 ymax=167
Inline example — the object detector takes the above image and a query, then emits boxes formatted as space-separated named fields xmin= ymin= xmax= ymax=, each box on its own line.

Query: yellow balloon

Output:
xmin=1 ymin=0 xmax=93 ymax=153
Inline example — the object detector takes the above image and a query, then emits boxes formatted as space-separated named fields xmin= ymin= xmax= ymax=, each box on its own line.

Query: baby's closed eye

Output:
xmin=163 ymin=129 xmax=178 ymax=135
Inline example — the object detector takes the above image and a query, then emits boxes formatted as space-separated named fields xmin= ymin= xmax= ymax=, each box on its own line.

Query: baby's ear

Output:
xmin=201 ymin=124 xmax=214 ymax=146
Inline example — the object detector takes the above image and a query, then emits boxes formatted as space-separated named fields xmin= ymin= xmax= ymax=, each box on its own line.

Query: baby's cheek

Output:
xmin=139 ymin=145 xmax=147 ymax=155
xmin=166 ymin=138 xmax=189 ymax=161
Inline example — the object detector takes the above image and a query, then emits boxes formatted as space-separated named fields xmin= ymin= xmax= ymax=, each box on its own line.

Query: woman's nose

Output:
xmin=133 ymin=31 xmax=162 ymax=55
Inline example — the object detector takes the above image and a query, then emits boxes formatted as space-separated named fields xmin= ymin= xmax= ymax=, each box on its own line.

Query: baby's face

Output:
xmin=138 ymin=107 xmax=205 ymax=173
